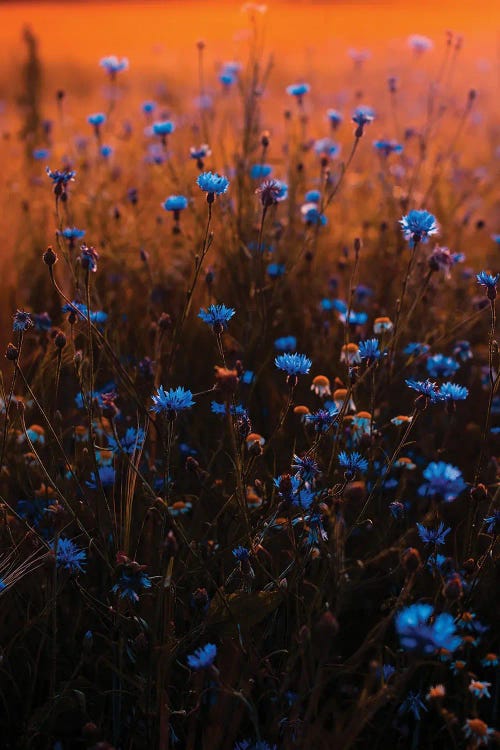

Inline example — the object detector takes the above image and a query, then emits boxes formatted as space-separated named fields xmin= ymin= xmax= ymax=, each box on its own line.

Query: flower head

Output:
xmin=163 ymin=195 xmax=188 ymax=212
xmin=417 ymin=521 xmax=451 ymax=546
xmin=468 ymin=680 xmax=491 ymax=699
xmin=54 ymin=537 xmax=87 ymax=574
xmin=477 ymin=271 xmax=500 ymax=300
xmin=286 ymin=82 xmax=310 ymax=98
xmin=405 ymin=378 xmax=443 ymax=404
xmin=419 ymin=462 xmax=466 ymax=502
xmin=275 ymin=353 xmax=312 ymax=377
xmin=112 ymin=568 xmax=151 ymax=602
xmin=152 ymin=120 xmax=175 ymax=136
xmin=483 ymin=510 xmax=500 ymax=535
xmin=395 ymin=603 xmax=461 ymax=654
xmin=196 ymin=171 xmax=230 ymax=196
xmin=426 ymin=354 xmax=460 ymax=379
xmin=358 ymin=338 xmax=381 ymax=363
xmin=400 ymin=210 xmax=439 ymax=247
xmin=199 ymin=304 xmax=235 ymax=332
xmin=439 ymin=382 xmax=469 ymax=402
xmin=79 ymin=244 xmax=99 ymax=273
xmin=150 ymin=386 xmax=195 ymax=416
xmin=187 ymin=643 xmax=217 ymax=670
xmin=87 ymin=112 xmax=106 ymax=127
xmin=100 ymin=55 xmax=129 ymax=75
xmin=13 ymin=310 xmax=34 ymax=333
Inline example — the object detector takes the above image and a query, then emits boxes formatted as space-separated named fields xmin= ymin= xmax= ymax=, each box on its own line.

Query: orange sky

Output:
xmin=0 ymin=1 xmax=497 ymax=76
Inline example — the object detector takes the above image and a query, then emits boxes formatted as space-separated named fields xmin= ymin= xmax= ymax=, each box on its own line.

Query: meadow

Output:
xmin=0 ymin=1 xmax=499 ymax=748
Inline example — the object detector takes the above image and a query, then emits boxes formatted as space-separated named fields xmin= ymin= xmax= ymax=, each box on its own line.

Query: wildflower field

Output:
xmin=0 ymin=1 xmax=499 ymax=748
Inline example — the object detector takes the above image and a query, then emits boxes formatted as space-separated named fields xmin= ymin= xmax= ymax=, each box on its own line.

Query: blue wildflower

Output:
xmin=416 ymin=522 xmax=451 ymax=546
xmin=275 ymin=353 xmax=312 ymax=377
xmin=46 ymin=166 xmax=76 ymax=185
xmin=87 ymin=466 xmax=116 ymax=489
xmin=373 ymin=139 xmax=403 ymax=156
xmin=305 ymin=189 xmax=321 ymax=203
xmin=142 ymin=100 xmax=156 ymax=114
xmin=338 ymin=450 xmax=369 ymax=478
xmin=453 ymin=340 xmax=472 ymax=362
xmin=395 ymin=603 xmax=461 ymax=654
xmin=100 ymin=145 xmax=113 ymax=158
xmin=163 ymin=195 xmax=189 ymax=212
xmin=400 ymin=209 xmax=439 ymax=247
xmin=267 ymin=262 xmax=285 ymax=279
xmin=232 ymin=546 xmax=250 ymax=562
xmin=87 ymin=112 xmax=106 ymax=127
xmin=54 ymin=538 xmax=86 ymax=574
xmin=314 ymin=138 xmax=340 ymax=158
xmin=405 ymin=379 xmax=443 ymax=403
xmin=286 ymin=82 xmax=310 ymax=98
xmin=33 ymin=148 xmax=50 ymax=160
xmin=305 ymin=409 xmax=338 ymax=433
xmin=107 ymin=427 xmax=146 ymax=454
xmin=187 ymin=643 xmax=217 ymax=670
xmin=79 ymin=244 xmax=99 ymax=273
xmin=61 ymin=227 xmax=86 ymax=242
xmin=150 ymin=386 xmax=195 ymax=416
xmin=439 ymin=382 xmax=469 ymax=402
xmin=404 ymin=342 xmax=430 ymax=357
xmin=483 ymin=510 xmax=500 ymax=535
xmin=301 ymin=202 xmax=327 ymax=225
xmin=196 ymin=171 xmax=230 ymax=196
xmin=100 ymin=56 xmax=129 ymax=75
xmin=398 ymin=691 xmax=428 ymax=720
xmin=33 ymin=313 xmax=52 ymax=332
xmin=418 ymin=462 xmax=466 ymax=502
xmin=292 ymin=454 xmax=320 ymax=481
xmin=274 ymin=336 xmax=297 ymax=352
xmin=358 ymin=338 xmax=381 ymax=363
xmin=62 ymin=302 xmax=108 ymax=325
xmin=13 ymin=310 xmax=34 ymax=333
xmin=326 ymin=108 xmax=343 ymax=127
xmin=198 ymin=304 xmax=235 ymax=331
xmin=250 ymin=164 xmax=272 ymax=179
xmin=306 ymin=514 xmax=328 ymax=545
xmin=389 ymin=501 xmax=406 ymax=519
xmin=426 ymin=354 xmax=460 ymax=379
xmin=274 ymin=475 xmax=315 ymax=509
xmin=112 ymin=568 xmax=151 ymax=603
xmin=477 ymin=271 xmax=500 ymax=299
xmin=152 ymin=120 xmax=175 ymax=136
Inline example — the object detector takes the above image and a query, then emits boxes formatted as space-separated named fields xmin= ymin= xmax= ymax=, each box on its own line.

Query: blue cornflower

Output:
xmin=219 ymin=70 xmax=236 ymax=86
xmin=88 ymin=112 xmax=106 ymax=127
xmin=352 ymin=105 xmax=375 ymax=135
xmin=196 ymin=171 xmax=230 ymax=196
xmin=404 ymin=342 xmax=430 ymax=358
xmin=152 ymin=120 xmax=175 ymax=136
xmin=398 ymin=691 xmax=428 ymax=720
xmin=373 ymin=139 xmax=403 ymax=156
xmin=267 ymin=262 xmax=285 ymax=279
xmin=378 ymin=664 xmax=397 ymax=682
xmin=301 ymin=202 xmax=327 ymax=226
xmin=54 ymin=537 xmax=87 ymax=574
xmin=292 ymin=454 xmax=320 ymax=482
xmin=250 ymin=163 xmax=272 ymax=179
xmin=100 ymin=145 xmax=113 ymax=158
xmin=0 ymin=579 xmax=6 ymax=593
xmin=305 ymin=189 xmax=321 ymax=203
xmin=33 ymin=148 xmax=50 ymax=160
xmin=232 ymin=546 xmax=250 ymax=562
xmin=13 ymin=309 xmax=34 ymax=332
xmin=87 ymin=466 xmax=116 ymax=489
xmin=358 ymin=338 xmax=381 ymax=363
xmin=405 ymin=378 xmax=443 ymax=403
xmin=150 ymin=386 xmax=195 ymax=416
xmin=314 ymin=138 xmax=340 ymax=158
xmin=416 ymin=522 xmax=451 ymax=546
xmin=62 ymin=301 xmax=108 ymax=325
xmin=339 ymin=310 xmax=368 ymax=325
xmin=338 ymin=450 xmax=368 ymax=478
xmin=274 ymin=336 xmax=297 ymax=352
xmin=326 ymin=108 xmax=343 ymax=127
xmin=274 ymin=475 xmax=312 ymax=509
xmin=426 ymin=354 xmax=460 ymax=378
xmin=305 ymin=409 xmax=338 ymax=433
xmin=484 ymin=510 xmax=500 ymax=535
xmin=33 ymin=313 xmax=52 ymax=331
xmin=306 ymin=514 xmax=328 ymax=546
xmin=419 ymin=462 xmax=466 ymax=502
xmin=476 ymin=271 xmax=500 ymax=299
xmin=439 ymin=382 xmax=469 ymax=402
xmin=400 ymin=209 xmax=439 ymax=247
xmin=275 ymin=353 xmax=312 ymax=377
xmin=112 ymin=569 xmax=151 ymax=603
xmin=61 ymin=227 xmax=86 ymax=242
xmin=46 ymin=166 xmax=76 ymax=186
xmin=187 ymin=643 xmax=217 ymax=670
xmin=453 ymin=340 xmax=472 ymax=362
xmin=190 ymin=143 xmax=211 ymax=162
xmin=100 ymin=56 xmax=129 ymax=75
xmin=79 ymin=244 xmax=99 ymax=273
xmin=198 ymin=304 xmax=235 ymax=332
xmin=389 ymin=501 xmax=406 ymax=519
xmin=286 ymin=82 xmax=310 ymax=98
xmin=142 ymin=100 xmax=156 ymax=114
xmin=211 ymin=401 xmax=246 ymax=417
xmin=395 ymin=603 xmax=461 ymax=654
xmin=163 ymin=195 xmax=189 ymax=212
xmin=107 ymin=427 xmax=146 ymax=454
